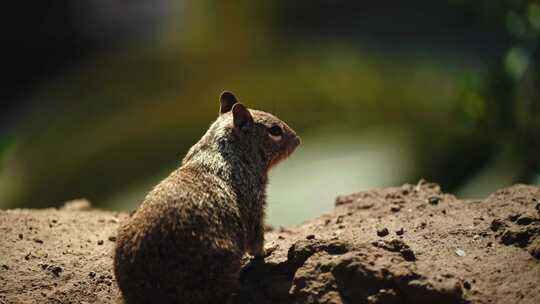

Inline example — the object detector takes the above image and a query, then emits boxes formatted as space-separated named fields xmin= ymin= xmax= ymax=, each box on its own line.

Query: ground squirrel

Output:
xmin=113 ymin=91 xmax=301 ymax=303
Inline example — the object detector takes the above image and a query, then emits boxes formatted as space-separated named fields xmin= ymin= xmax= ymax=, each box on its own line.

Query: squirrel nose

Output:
xmin=294 ymin=136 xmax=301 ymax=146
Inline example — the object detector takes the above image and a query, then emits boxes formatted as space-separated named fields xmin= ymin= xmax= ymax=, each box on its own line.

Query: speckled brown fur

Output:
xmin=113 ymin=91 xmax=300 ymax=304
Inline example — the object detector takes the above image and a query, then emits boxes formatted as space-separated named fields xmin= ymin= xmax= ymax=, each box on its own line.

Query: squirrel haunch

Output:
xmin=113 ymin=91 xmax=300 ymax=304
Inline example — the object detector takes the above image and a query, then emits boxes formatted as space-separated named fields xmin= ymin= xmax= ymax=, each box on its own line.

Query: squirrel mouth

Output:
xmin=266 ymin=138 xmax=300 ymax=172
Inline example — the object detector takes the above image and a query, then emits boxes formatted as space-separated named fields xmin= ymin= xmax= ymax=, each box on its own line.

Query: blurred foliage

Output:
xmin=0 ymin=0 xmax=539 ymax=212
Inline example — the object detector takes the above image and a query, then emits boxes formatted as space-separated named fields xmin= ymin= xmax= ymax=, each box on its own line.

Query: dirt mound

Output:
xmin=1 ymin=182 xmax=539 ymax=303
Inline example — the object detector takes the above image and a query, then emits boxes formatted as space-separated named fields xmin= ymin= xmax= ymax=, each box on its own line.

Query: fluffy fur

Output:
xmin=114 ymin=92 xmax=300 ymax=304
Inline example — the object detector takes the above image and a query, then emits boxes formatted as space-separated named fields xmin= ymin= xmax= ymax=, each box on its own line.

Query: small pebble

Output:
xmin=377 ymin=227 xmax=389 ymax=237
xmin=428 ymin=197 xmax=440 ymax=205
xmin=455 ymin=249 xmax=466 ymax=257
xmin=390 ymin=205 xmax=401 ymax=212
xmin=97 ymin=240 xmax=104 ymax=245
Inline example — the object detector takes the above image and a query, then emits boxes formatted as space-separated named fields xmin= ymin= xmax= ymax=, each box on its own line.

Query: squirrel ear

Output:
xmin=219 ymin=91 xmax=238 ymax=115
xmin=232 ymin=103 xmax=253 ymax=131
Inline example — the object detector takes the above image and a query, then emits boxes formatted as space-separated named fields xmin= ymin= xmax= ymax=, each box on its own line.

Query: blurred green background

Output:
xmin=1 ymin=1 xmax=539 ymax=226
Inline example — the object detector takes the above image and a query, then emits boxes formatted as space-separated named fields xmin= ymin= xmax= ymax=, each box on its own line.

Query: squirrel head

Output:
xmin=183 ymin=91 xmax=300 ymax=174
xmin=217 ymin=91 xmax=301 ymax=171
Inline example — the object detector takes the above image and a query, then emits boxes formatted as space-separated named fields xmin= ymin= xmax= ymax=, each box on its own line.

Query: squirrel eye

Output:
xmin=268 ymin=125 xmax=283 ymax=136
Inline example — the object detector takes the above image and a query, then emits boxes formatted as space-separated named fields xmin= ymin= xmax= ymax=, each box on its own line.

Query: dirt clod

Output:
xmin=377 ymin=227 xmax=389 ymax=237
xmin=490 ymin=219 xmax=506 ymax=232
xmin=509 ymin=214 xmax=521 ymax=222
xmin=501 ymin=230 xmax=532 ymax=247
xmin=400 ymin=248 xmax=416 ymax=261
xmin=50 ymin=266 xmax=62 ymax=277
xmin=516 ymin=215 xmax=535 ymax=226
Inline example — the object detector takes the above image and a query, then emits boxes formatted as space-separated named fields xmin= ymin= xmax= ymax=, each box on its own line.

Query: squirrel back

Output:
xmin=114 ymin=91 xmax=300 ymax=304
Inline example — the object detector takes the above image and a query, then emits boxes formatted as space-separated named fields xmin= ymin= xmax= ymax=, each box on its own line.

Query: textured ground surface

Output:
xmin=1 ymin=182 xmax=539 ymax=303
